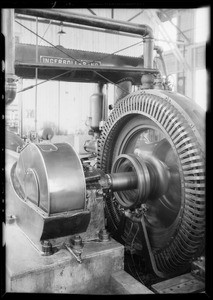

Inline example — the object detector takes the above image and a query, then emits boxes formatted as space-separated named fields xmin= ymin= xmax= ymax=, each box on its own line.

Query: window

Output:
xmin=193 ymin=7 xmax=210 ymax=111
xmin=194 ymin=7 xmax=210 ymax=44
xmin=194 ymin=69 xmax=207 ymax=111
xmin=157 ymin=17 xmax=178 ymax=52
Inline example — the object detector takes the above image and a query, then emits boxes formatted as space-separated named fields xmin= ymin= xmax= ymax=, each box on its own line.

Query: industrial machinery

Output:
xmin=3 ymin=9 xmax=205 ymax=293
xmin=97 ymin=89 xmax=205 ymax=279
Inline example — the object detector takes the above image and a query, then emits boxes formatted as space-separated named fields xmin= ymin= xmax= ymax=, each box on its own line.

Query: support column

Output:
xmin=2 ymin=9 xmax=17 ymax=105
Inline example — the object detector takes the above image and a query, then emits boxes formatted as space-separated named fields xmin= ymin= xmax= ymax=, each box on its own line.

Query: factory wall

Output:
xmin=162 ymin=7 xmax=209 ymax=110
xmin=18 ymin=79 xmax=97 ymax=135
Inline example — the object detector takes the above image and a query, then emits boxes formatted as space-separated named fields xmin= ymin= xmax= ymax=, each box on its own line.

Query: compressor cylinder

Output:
xmin=89 ymin=92 xmax=104 ymax=132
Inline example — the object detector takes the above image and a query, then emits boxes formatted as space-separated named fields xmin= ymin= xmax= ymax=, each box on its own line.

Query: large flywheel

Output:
xmin=97 ymin=89 xmax=205 ymax=278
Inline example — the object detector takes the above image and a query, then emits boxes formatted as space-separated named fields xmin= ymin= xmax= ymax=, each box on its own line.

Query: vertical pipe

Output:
xmin=2 ymin=9 xmax=15 ymax=75
xmin=57 ymin=28 xmax=61 ymax=134
xmin=111 ymin=9 xmax=114 ymax=19
xmin=98 ymin=82 xmax=105 ymax=123
xmin=103 ymin=84 xmax=108 ymax=121
xmin=58 ymin=81 xmax=60 ymax=134
xmin=35 ymin=17 xmax=38 ymax=132
xmin=2 ymin=9 xmax=17 ymax=105
xmin=18 ymin=78 xmax=23 ymax=136
xmin=143 ymin=37 xmax=154 ymax=69
xmin=105 ymin=83 xmax=109 ymax=120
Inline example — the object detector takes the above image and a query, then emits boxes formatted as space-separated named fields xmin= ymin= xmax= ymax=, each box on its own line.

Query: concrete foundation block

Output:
xmin=6 ymin=223 xmax=124 ymax=293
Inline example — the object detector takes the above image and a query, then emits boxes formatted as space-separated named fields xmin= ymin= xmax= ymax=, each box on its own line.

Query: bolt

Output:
xmin=74 ymin=235 xmax=82 ymax=244
xmin=71 ymin=235 xmax=83 ymax=251
xmin=99 ymin=228 xmax=110 ymax=242
xmin=42 ymin=240 xmax=53 ymax=256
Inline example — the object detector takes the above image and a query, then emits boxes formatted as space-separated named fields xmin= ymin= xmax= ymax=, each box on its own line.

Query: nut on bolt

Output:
xmin=98 ymin=228 xmax=110 ymax=242
xmin=72 ymin=235 xmax=84 ymax=251
xmin=42 ymin=240 xmax=53 ymax=256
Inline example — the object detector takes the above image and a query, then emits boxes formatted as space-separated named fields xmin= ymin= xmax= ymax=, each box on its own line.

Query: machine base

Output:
xmin=5 ymin=222 xmax=152 ymax=294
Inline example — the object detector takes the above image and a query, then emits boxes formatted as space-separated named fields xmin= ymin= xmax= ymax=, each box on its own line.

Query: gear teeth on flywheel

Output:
xmin=97 ymin=90 xmax=205 ymax=277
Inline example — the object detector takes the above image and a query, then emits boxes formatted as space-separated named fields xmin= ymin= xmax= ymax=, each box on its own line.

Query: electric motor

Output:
xmin=97 ymin=89 xmax=205 ymax=278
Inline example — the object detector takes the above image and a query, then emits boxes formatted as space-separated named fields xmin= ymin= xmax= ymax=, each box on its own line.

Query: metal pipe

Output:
xmin=15 ymin=15 xmax=145 ymax=39
xmin=15 ymin=9 xmax=154 ymax=68
xmin=2 ymin=9 xmax=17 ymax=105
xmin=15 ymin=62 xmax=158 ymax=74
xmin=15 ymin=9 xmax=154 ymax=38
xmin=58 ymin=81 xmax=60 ymax=134
xmin=2 ymin=9 xmax=15 ymax=75
xmin=19 ymin=79 xmax=23 ymax=136
xmin=143 ymin=37 xmax=154 ymax=69
xmin=110 ymin=172 xmax=138 ymax=191
xmin=154 ymin=45 xmax=167 ymax=77
xmin=35 ymin=17 xmax=38 ymax=133
xmin=97 ymin=82 xmax=105 ymax=123
xmin=111 ymin=9 xmax=114 ymax=19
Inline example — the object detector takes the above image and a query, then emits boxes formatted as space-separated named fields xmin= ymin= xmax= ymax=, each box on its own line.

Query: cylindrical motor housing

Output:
xmin=90 ymin=92 xmax=104 ymax=132
xmin=143 ymin=37 xmax=154 ymax=69
xmin=14 ymin=142 xmax=86 ymax=215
